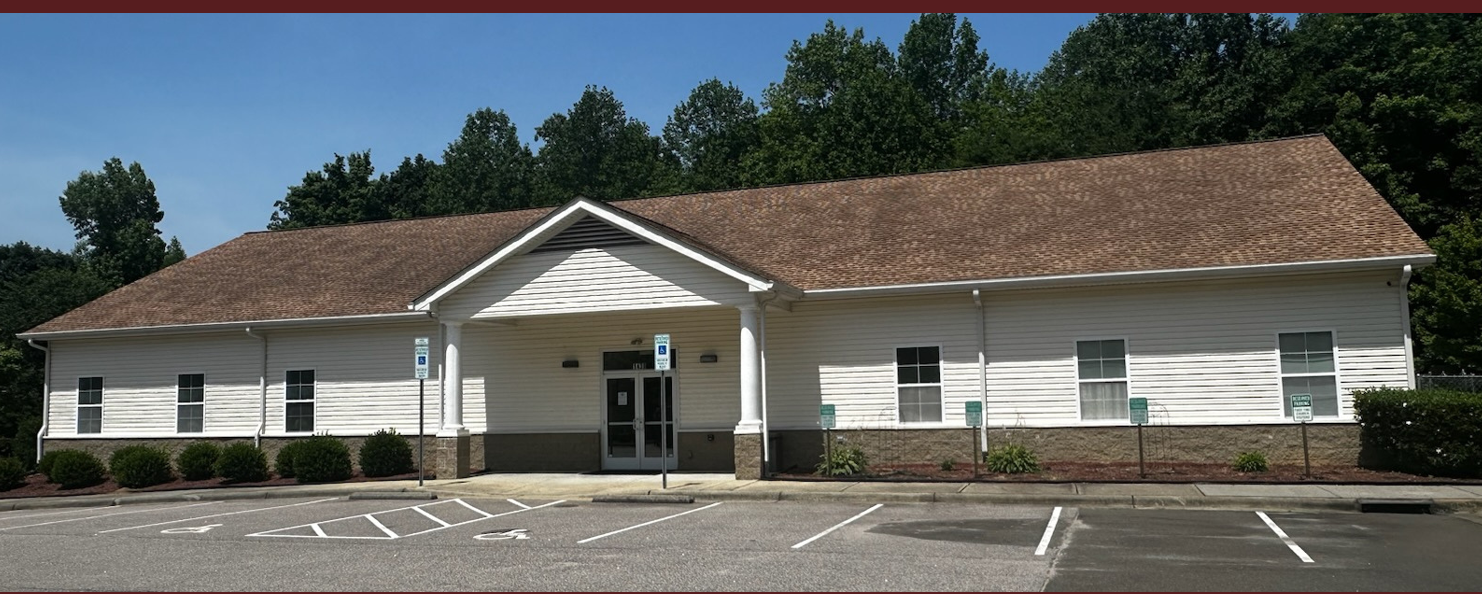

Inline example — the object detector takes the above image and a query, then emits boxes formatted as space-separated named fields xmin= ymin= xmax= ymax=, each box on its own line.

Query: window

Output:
xmin=177 ymin=374 xmax=204 ymax=433
xmin=1279 ymin=332 xmax=1338 ymax=418
xmin=285 ymin=370 xmax=315 ymax=432
xmin=897 ymin=346 xmax=942 ymax=423
xmin=1077 ymin=340 xmax=1129 ymax=421
xmin=77 ymin=376 xmax=103 ymax=434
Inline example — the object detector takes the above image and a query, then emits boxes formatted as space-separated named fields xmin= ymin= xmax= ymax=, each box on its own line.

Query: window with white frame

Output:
xmin=897 ymin=346 xmax=942 ymax=423
xmin=285 ymin=370 xmax=315 ymax=432
xmin=177 ymin=374 xmax=204 ymax=433
xmin=77 ymin=376 xmax=103 ymax=434
xmin=1279 ymin=332 xmax=1339 ymax=418
xmin=1077 ymin=340 xmax=1129 ymax=420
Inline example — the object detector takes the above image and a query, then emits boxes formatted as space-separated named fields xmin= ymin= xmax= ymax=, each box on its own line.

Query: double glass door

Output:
xmin=604 ymin=374 xmax=676 ymax=470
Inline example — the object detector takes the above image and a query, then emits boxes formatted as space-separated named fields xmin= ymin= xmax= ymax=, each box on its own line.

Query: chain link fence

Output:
xmin=1418 ymin=374 xmax=1482 ymax=393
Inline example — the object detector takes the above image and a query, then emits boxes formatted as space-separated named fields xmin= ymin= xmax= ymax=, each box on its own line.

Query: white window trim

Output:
xmin=894 ymin=344 xmax=945 ymax=426
xmin=284 ymin=368 xmax=317 ymax=434
xmin=175 ymin=372 xmax=206 ymax=434
xmin=76 ymin=375 xmax=103 ymax=435
xmin=1074 ymin=337 xmax=1133 ymax=425
xmin=1274 ymin=330 xmax=1342 ymax=420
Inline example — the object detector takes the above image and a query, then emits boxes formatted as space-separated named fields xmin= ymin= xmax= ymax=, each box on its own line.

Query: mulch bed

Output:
xmin=779 ymin=462 xmax=1482 ymax=484
xmin=1 ymin=471 xmax=425 ymax=499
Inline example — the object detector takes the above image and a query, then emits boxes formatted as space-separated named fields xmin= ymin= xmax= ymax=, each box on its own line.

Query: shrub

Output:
xmin=12 ymin=417 xmax=41 ymax=470
xmin=939 ymin=458 xmax=956 ymax=472
xmin=38 ymin=449 xmax=69 ymax=477
xmin=816 ymin=445 xmax=868 ymax=477
xmin=108 ymin=446 xmax=175 ymax=488
xmin=985 ymin=444 xmax=1040 ymax=474
xmin=46 ymin=450 xmax=106 ymax=489
xmin=0 ymin=457 xmax=25 ymax=491
xmin=1232 ymin=451 xmax=1269 ymax=473
xmin=177 ymin=442 xmax=221 ymax=481
xmin=215 ymin=443 xmax=269 ymax=483
xmin=1355 ymin=388 xmax=1482 ymax=478
xmin=292 ymin=435 xmax=352 ymax=483
xmin=359 ymin=429 xmax=414 ymax=477
xmin=274 ymin=441 xmax=304 ymax=479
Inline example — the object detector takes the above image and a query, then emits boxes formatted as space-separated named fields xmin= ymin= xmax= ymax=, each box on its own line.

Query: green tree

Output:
xmin=432 ymin=108 xmax=535 ymax=213
xmin=534 ymin=86 xmax=669 ymax=202
xmin=897 ymin=13 xmax=991 ymax=125
xmin=379 ymin=154 xmax=441 ymax=219
xmin=268 ymin=151 xmax=379 ymax=230
xmin=662 ymin=79 xmax=760 ymax=193
xmin=58 ymin=158 xmax=183 ymax=285
xmin=1411 ymin=217 xmax=1482 ymax=374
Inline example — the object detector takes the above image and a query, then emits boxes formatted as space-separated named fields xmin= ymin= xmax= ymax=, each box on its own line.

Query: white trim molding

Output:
xmin=19 ymin=311 xmax=435 ymax=341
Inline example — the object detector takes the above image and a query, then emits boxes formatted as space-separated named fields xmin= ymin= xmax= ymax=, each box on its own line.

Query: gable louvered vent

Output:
xmin=528 ymin=216 xmax=649 ymax=253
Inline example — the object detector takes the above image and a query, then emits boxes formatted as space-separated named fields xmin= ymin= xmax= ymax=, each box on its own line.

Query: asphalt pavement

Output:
xmin=1 ymin=495 xmax=1479 ymax=591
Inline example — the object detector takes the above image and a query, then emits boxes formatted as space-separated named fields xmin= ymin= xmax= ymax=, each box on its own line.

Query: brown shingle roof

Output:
xmin=26 ymin=135 xmax=1432 ymax=334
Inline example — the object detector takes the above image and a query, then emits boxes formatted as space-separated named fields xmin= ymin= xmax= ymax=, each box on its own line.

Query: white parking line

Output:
xmin=1035 ymin=506 xmax=1063 ymax=556
xmin=1256 ymin=511 xmax=1315 ymax=563
xmin=791 ymin=504 xmax=883 ymax=549
xmin=248 ymin=498 xmax=563 ymax=540
xmin=506 ymin=498 xmax=531 ymax=510
xmin=97 ymin=498 xmax=339 ymax=534
xmin=0 ymin=505 xmax=115 ymax=522
xmin=365 ymin=514 xmax=398 ymax=538
xmin=412 ymin=505 xmax=452 ymax=527
xmin=0 ymin=502 xmax=218 ymax=532
xmin=578 ymin=502 xmax=723 ymax=544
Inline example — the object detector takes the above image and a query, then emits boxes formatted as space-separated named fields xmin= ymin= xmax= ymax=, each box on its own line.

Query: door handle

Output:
xmin=632 ymin=418 xmax=642 ymax=430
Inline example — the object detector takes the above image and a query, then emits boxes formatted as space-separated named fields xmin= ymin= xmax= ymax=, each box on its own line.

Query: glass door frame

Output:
xmin=599 ymin=349 xmax=680 ymax=471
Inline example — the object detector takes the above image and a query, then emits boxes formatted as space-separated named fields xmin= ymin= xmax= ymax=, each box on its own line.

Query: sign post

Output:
xmin=1129 ymin=397 xmax=1149 ymax=478
xmin=1291 ymin=394 xmax=1313 ymax=477
xmin=965 ymin=401 xmax=982 ymax=477
xmin=414 ymin=337 xmax=430 ymax=487
xmin=820 ymin=404 xmax=836 ymax=468
xmin=654 ymin=334 xmax=671 ymax=490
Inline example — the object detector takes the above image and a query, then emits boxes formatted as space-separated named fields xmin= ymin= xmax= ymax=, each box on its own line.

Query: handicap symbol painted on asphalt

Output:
xmin=161 ymin=524 xmax=222 ymax=534
xmin=475 ymin=528 xmax=530 ymax=541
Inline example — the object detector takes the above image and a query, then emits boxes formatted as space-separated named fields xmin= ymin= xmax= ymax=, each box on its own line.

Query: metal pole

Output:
xmin=1137 ymin=424 xmax=1145 ymax=479
xmin=418 ymin=378 xmax=424 ymax=487
xmin=660 ymin=369 xmax=668 ymax=490
xmin=972 ymin=426 xmax=980 ymax=478
xmin=1301 ymin=421 xmax=1311 ymax=478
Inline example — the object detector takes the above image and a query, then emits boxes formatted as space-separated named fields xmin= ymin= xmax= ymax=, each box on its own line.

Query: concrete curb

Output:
xmin=0 ymin=488 xmax=423 ymax=510
xmin=348 ymin=491 xmax=437 ymax=501
xmin=592 ymin=494 xmax=695 ymax=504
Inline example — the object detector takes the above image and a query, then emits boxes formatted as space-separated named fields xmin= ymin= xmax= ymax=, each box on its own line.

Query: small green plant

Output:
xmin=985 ymin=444 xmax=1040 ymax=474
xmin=108 ymin=446 xmax=175 ymax=488
xmin=215 ymin=443 xmax=269 ymax=483
xmin=46 ymin=450 xmax=106 ymax=489
xmin=939 ymin=458 xmax=956 ymax=472
xmin=359 ymin=429 xmax=414 ymax=478
xmin=816 ymin=445 xmax=868 ymax=477
xmin=292 ymin=435 xmax=353 ymax=483
xmin=0 ymin=457 xmax=26 ymax=491
xmin=275 ymin=441 xmax=309 ymax=478
xmin=176 ymin=442 xmax=221 ymax=481
xmin=1233 ymin=451 xmax=1270 ymax=473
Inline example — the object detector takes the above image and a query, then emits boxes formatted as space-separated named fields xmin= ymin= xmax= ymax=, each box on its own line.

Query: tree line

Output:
xmin=2 ymin=13 xmax=1479 ymax=458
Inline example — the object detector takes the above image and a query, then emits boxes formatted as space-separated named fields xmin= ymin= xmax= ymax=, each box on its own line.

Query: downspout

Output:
xmin=757 ymin=293 xmax=780 ymax=477
xmin=26 ymin=339 xmax=50 ymax=464
xmin=246 ymin=327 xmax=266 ymax=448
xmin=1399 ymin=265 xmax=1415 ymax=389
xmin=972 ymin=290 xmax=987 ymax=452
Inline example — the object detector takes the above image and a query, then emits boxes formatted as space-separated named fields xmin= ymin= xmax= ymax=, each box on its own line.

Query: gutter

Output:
xmin=246 ymin=327 xmax=267 ymax=448
xmin=26 ymin=339 xmax=50 ymax=463
xmin=806 ymin=255 xmax=1437 ymax=300
xmin=756 ymin=293 xmax=781 ymax=477
xmin=1399 ymin=265 xmax=1416 ymax=388
xmin=972 ymin=290 xmax=987 ymax=452
xmin=19 ymin=311 xmax=433 ymax=341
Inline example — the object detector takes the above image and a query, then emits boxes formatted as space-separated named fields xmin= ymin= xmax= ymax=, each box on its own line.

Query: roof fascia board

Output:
xmin=18 ymin=311 xmax=433 ymax=341
xmin=803 ymin=254 xmax=1437 ymax=300
xmin=412 ymin=198 xmax=772 ymax=311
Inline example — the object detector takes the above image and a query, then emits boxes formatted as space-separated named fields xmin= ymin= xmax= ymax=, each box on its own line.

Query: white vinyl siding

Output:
xmin=176 ymin=373 xmax=204 ymax=433
xmin=440 ymin=244 xmax=754 ymax=320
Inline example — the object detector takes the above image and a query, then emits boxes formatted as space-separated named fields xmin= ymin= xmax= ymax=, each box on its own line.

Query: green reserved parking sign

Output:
xmin=965 ymin=401 xmax=982 ymax=427
xmin=1129 ymin=398 xmax=1148 ymax=425
xmin=820 ymin=404 xmax=836 ymax=430
xmin=1291 ymin=394 xmax=1313 ymax=423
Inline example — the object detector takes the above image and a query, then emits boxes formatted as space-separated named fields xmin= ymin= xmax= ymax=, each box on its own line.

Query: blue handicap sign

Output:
xmin=417 ymin=356 xmax=427 ymax=365
xmin=657 ymin=345 xmax=667 ymax=355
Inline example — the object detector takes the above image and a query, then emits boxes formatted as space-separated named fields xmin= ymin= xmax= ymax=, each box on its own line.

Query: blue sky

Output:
xmin=1 ymin=14 xmax=1106 ymax=254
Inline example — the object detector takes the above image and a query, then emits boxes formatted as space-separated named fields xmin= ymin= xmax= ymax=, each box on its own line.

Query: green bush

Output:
xmin=108 ymin=446 xmax=175 ymax=488
xmin=37 ymin=449 xmax=68 ymax=477
xmin=292 ymin=435 xmax=352 ymax=483
xmin=1232 ymin=451 xmax=1269 ymax=473
xmin=939 ymin=458 xmax=956 ymax=472
xmin=816 ymin=445 xmax=868 ymax=477
xmin=359 ymin=429 xmax=414 ymax=478
xmin=0 ymin=457 xmax=26 ymax=491
xmin=214 ymin=443 xmax=269 ymax=483
xmin=46 ymin=450 xmax=106 ymax=489
xmin=176 ymin=442 xmax=221 ymax=481
xmin=275 ymin=441 xmax=309 ymax=479
xmin=1355 ymin=388 xmax=1482 ymax=477
xmin=12 ymin=417 xmax=41 ymax=470
xmin=985 ymin=444 xmax=1040 ymax=474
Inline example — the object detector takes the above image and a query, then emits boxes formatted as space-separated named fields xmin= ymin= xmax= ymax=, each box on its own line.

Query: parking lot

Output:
xmin=1 ymin=496 xmax=1480 ymax=591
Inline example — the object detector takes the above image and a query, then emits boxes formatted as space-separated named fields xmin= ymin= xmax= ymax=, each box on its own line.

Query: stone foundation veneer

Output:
xmin=733 ymin=433 xmax=763 ymax=480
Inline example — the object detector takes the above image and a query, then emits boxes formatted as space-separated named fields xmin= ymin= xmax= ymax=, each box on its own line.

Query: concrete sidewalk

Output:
xmin=6 ymin=472 xmax=1481 ymax=513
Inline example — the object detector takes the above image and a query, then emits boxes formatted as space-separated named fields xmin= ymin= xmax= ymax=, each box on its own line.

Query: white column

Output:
xmin=439 ymin=321 xmax=466 ymax=437
xmin=736 ymin=305 xmax=763 ymax=434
